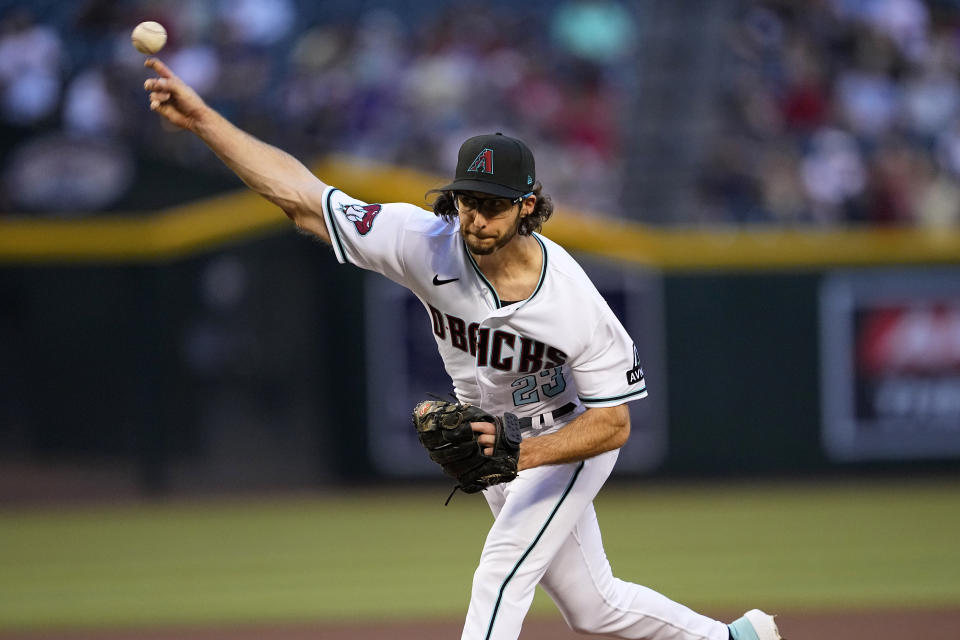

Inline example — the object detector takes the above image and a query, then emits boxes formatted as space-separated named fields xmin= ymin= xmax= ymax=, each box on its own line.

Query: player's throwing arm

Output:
xmin=141 ymin=58 xmax=332 ymax=243
xmin=142 ymin=53 xmax=782 ymax=640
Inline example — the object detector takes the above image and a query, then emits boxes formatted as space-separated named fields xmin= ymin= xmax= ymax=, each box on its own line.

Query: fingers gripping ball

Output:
xmin=412 ymin=400 xmax=521 ymax=494
xmin=131 ymin=21 xmax=167 ymax=54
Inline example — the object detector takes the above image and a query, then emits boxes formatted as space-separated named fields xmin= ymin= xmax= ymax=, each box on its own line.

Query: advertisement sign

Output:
xmin=364 ymin=258 xmax=668 ymax=476
xmin=820 ymin=270 xmax=960 ymax=461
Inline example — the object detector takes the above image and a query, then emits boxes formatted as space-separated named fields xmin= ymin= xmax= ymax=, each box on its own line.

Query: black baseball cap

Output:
xmin=440 ymin=132 xmax=536 ymax=198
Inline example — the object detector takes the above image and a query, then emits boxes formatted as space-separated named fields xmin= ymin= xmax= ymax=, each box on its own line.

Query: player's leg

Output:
xmin=539 ymin=502 xmax=729 ymax=640
xmin=460 ymin=450 xmax=617 ymax=640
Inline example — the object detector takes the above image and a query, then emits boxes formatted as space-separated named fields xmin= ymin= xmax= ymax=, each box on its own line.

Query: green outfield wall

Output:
xmin=1 ymin=155 xmax=958 ymax=491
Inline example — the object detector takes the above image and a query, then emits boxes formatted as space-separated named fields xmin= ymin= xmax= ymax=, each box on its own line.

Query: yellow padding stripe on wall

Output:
xmin=546 ymin=216 xmax=960 ymax=270
xmin=1 ymin=153 xmax=958 ymax=269
xmin=0 ymin=190 xmax=283 ymax=263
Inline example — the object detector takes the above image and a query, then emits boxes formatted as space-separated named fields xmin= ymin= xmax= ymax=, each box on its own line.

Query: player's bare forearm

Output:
xmin=142 ymin=58 xmax=330 ymax=243
xmin=516 ymin=404 xmax=630 ymax=471
xmin=192 ymin=108 xmax=330 ymax=241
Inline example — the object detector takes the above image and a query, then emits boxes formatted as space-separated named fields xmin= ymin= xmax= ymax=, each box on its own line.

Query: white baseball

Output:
xmin=131 ymin=21 xmax=167 ymax=55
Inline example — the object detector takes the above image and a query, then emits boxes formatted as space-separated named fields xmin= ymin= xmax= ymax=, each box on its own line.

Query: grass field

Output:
xmin=1 ymin=477 xmax=958 ymax=632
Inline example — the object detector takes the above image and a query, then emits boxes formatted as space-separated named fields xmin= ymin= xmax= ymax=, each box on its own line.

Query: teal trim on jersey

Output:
xmin=463 ymin=234 xmax=548 ymax=310
xmin=578 ymin=386 xmax=647 ymax=404
xmin=524 ymin=234 xmax=548 ymax=305
xmin=483 ymin=461 xmax=585 ymax=640
xmin=325 ymin=188 xmax=350 ymax=265
xmin=464 ymin=238 xmax=502 ymax=308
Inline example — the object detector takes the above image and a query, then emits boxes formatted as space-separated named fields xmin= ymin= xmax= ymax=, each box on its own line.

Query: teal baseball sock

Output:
xmin=728 ymin=617 xmax=760 ymax=640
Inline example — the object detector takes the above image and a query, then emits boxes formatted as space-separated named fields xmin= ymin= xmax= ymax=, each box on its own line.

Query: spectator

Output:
xmin=701 ymin=0 xmax=960 ymax=226
xmin=1 ymin=0 xmax=638 ymax=217
xmin=0 ymin=10 xmax=63 ymax=125
xmin=4 ymin=0 xmax=958 ymax=228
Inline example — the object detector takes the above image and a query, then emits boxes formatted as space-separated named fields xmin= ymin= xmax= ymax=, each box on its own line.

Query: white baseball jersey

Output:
xmin=319 ymin=185 xmax=731 ymax=640
xmin=320 ymin=186 xmax=647 ymax=425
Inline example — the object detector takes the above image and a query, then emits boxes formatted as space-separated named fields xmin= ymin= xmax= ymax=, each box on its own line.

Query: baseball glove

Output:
xmin=412 ymin=399 xmax=522 ymax=495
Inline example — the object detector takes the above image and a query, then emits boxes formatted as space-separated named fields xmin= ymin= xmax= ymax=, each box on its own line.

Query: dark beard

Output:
xmin=461 ymin=216 xmax=521 ymax=255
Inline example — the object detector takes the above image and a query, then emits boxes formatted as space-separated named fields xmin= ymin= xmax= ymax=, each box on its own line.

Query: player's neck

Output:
xmin=470 ymin=235 xmax=542 ymax=301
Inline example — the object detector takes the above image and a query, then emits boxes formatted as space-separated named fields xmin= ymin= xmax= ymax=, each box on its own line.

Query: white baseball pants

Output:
xmin=461 ymin=449 xmax=729 ymax=640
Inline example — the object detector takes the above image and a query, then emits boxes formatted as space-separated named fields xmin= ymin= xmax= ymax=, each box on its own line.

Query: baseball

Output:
xmin=131 ymin=21 xmax=167 ymax=55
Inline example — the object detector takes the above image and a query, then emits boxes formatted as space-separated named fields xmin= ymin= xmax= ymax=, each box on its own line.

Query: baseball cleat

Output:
xmin=728 ymin=609 xmax=782 ymax=640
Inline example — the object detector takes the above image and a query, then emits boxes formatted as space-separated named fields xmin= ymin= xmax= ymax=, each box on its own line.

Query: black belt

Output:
xmin=517 ymin=402 xmax=576 ymax=429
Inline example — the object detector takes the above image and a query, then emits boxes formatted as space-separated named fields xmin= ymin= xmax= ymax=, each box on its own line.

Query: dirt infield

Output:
xmin=2 ymin=609 xmax=959 ymax=640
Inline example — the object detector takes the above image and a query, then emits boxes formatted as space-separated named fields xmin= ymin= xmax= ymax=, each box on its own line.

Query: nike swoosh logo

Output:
xmin=432 ymin=275 xmax=459 ymax=286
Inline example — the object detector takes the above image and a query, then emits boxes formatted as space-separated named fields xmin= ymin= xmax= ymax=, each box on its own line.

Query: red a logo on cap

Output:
xmin=467 ymin=148 xmax=494 ymax=174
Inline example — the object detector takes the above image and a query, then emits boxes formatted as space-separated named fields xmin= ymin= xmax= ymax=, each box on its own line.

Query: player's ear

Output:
xmin=521 ymin=194 xmax=536 ymax=216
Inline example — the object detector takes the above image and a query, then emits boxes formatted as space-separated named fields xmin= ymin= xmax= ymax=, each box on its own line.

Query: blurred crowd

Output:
xmin=700 ymin=0 xmax=960 ymax=227
xmin=4 ymin=0 xmax=960 ymax=228
xmin=0 ymin=0 xmax=636 ymax=216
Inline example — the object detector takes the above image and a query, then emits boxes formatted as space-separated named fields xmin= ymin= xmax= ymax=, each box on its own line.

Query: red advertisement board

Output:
xmin=821 ymin=270 xmax=960 ymax=461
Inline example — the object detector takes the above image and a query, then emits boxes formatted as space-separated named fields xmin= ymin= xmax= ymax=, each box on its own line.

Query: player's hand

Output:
xmin=143 ymin=58 xmax=207 ymax=131
xmin=471 ymin=421 xmax=496 ymax=456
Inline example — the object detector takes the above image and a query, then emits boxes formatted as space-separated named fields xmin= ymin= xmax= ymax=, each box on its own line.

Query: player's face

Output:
xmin=455 ymin=191 xmax=532 ymax=255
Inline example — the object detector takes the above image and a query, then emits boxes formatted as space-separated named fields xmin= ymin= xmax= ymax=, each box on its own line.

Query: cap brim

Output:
xmin=438 ymin=178 xmax=525 ymax=199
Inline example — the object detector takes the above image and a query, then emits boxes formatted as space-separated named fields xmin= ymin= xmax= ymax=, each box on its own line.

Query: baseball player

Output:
xmin=142 ymin=57 xmax=781 ymax=640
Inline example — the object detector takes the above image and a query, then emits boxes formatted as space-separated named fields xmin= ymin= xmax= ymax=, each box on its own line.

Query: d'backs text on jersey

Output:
xmin=428 ymin=304 xmax=566 ymax=372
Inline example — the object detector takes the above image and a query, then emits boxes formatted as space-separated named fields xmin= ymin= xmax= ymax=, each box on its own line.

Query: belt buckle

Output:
xmin=534 ymin=410 xmax=555 ymax=430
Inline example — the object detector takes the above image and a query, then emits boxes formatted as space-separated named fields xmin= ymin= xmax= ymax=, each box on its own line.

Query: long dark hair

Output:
xmin=427 ymin=183 xmax=554 ymax=236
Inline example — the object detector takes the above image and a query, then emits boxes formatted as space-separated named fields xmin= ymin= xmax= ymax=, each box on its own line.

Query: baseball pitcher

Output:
xmin=142 ymin=57 xmax=781 ymax=640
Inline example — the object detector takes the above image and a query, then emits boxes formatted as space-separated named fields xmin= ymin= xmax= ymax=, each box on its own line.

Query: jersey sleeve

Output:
xmin=569 ymin=306 xmax=648 ymax=409
xmin=320 ymin=185 xmax=420 ymax=284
